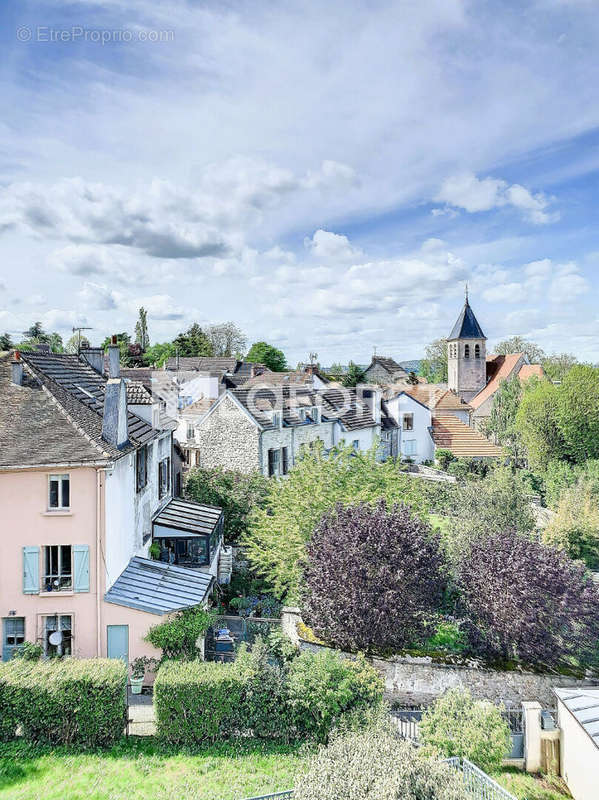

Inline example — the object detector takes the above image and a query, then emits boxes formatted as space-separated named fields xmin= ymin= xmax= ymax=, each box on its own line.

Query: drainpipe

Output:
xmin=96 ymin=468 xmax=102 ymax=657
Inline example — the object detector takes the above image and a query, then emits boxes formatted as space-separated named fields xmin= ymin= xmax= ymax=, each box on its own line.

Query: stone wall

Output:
xmin=261 ymin=420 xmax=336 ymax=476
xmin=195 ymin=395 xmax=260 ymax=473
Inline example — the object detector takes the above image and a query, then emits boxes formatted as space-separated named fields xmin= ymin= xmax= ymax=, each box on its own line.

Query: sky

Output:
xmin=1 ymin=0 xmax=599 ymax=366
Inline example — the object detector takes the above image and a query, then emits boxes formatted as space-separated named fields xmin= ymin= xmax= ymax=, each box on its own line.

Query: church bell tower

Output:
xmin=447 ymin=288 xmax=487 ymax=402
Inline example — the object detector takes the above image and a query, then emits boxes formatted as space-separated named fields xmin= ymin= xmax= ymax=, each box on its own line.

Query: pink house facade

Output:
xmin=0 ymin=345 xmax=223 ymax=667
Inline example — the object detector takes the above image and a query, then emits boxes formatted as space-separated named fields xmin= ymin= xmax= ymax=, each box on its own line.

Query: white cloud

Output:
xmin=548 ymin=263 xmax=589 ymax=303
xmin=305 ymin=229 xmax=362 ymax=262
xmin=434 ymin=172 xmax=559 ymax=224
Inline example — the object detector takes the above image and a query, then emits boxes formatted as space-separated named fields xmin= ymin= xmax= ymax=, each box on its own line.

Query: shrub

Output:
xmin=235 ymin=639 xmax=289 ymax=738
xmin=435 ymin=449 xmax=455 ymax=471
xmin=0 ymin=663 xmax=20 ymax=741
xmin=12 ymin=641 xmax=42 ymax=661
xmin=155 ymin=660 xmax=247 ymax=744
xmin=543 ymin=478 xmax=599 ymax=569
xmin=458 ymin=530 xmax=599 ymax=668
xmin=0 ymin=658 xmax=127 ymax=746
xmin=423 ymin=620 xmax=467 ymax=655
xmin=294 ymin=725 xmax=468 ymax=800
xmin=420 ymin=688 xmax=511 ymax=772
xmin=145 ymin=606 xmax=214 ymax=661
xmin=286 ymin=650 xmax=383 ymax=743
xmin=303 ymin=501 xmax=446 ymax=653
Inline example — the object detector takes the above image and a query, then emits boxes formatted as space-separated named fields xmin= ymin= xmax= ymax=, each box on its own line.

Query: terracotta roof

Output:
xmin=432 ymin=415 xmax=503 ymax=458
xmin=404 ymin=385 xmax=471 ymax=413
xmin=518 ymin=364 xmax=545 ymax=382
xmin=469 ymin=353 xmax=524 ymax=410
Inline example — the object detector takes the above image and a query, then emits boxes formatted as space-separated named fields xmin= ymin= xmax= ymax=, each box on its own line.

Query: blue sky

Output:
xmin=1 ymin=0 xmax=599 ymax=365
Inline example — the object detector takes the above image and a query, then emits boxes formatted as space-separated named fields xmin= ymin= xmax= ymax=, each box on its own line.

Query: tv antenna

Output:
xmin=72 ymin=326 xmax=93 ymax=354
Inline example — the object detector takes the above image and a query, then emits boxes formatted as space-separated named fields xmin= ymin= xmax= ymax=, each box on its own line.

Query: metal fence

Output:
xmin=444 ymin=757 xmax=518 ymax=800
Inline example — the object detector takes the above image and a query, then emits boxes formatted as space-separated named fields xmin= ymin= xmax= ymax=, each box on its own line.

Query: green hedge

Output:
xmin=0 ymin=663 xmax=20 ymax=741
xmin=0 ymin=658 xmax=127 ymax=747
xmin=155 ymin=647 xmax=383 ymax=745
xmin=155 ymin=660 xmax=247 ymax=744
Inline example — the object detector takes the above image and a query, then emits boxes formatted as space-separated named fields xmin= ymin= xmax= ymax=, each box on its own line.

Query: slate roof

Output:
xmin=555 ymin=688 xmax=599 ymax=749
xmin=448 ymin=299 xmax=486 ymax=340
xmin=104 ymin=556 xmax=214 ymax=615
xmin=0 ymin=353 xmax=106 ymax=467
xmin=366 ymin=356 xmax=407 ymax=375
xmin=230 ymin=386 xmax=377 ymax=431
xmin=153 ymin=497 xmax=223 ymax=537
xmin=165 ymin=356 xmax=240 ymax=373
xmin=16 ymin=351 xmax=157 ymax=460
xmin=120 ymin=368 xmax=155 ymax=392
xmin=432 ymin=414 xmax=503 ymax=458
xmin=126 ymin=380 xmax=153 ymax=405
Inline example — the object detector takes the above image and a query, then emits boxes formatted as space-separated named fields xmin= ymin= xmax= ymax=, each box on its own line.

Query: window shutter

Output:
xmin=23 ymin=546 xmax=40 ymax=594
xmin=73 ymin=545 xmax=90 ymax=592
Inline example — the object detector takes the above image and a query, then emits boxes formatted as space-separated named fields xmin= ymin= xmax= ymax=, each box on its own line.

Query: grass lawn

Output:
xmin=0 ymin=738 xmax=308 ymax=800
xmin=492 ymin=767 xmax=571 ymax=800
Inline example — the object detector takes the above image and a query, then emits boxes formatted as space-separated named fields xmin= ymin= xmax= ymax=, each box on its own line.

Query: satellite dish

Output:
xmin=49 ymin=631 xmax=63 ymax=646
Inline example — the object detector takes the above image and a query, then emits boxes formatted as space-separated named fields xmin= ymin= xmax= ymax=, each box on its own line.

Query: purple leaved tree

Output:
xmin=458 ymin=530 xmax=599 ymax=668
xmin=303 ymin=501 xmax=446 ymax=653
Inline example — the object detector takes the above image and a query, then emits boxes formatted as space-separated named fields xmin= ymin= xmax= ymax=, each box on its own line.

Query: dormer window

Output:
xmin=310 ymin=406 xmax=320 ymax=423
xmin=298 ymin=408 xmax=306 ymax=422
xmin=272 ymin=411 xmax=281 ymax=427
xmin=464 ymin=344 xmax=470 ymax=359
xmin=475 ymin=344 xmax=481 ymax=359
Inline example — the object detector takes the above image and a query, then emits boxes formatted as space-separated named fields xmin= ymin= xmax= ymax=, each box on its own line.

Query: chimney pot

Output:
xmin=111 ymin=334 xmax=117 ymax=345
xmin=107 ymin=338 xmax=120 ymax=378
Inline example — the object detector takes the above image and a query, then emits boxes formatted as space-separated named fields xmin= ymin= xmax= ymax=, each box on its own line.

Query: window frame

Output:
xmin=464 ymin=344 xmax=470 ymax=359
xmin=48 ymin=474 xmax=70 ymax=510
xmin=42 ymin=613 xmax=73 ymax=658
xmin=42 ymin=544 xmax=73 ymax=592
xmin=475 ymin=343 xmax=481 ymax=359
xmin=403 ymin=413 xmax=414 ymax=431
xmin=268 ymin=448 xmax=280 ymax=477
xmin=282 ymin=446 xmax=289 ymax=475
xmin=136 ymin=445 xmax=148 ymax=493
xmin=158 ymin=456 xmax=171 ymax=499
xmin=404 ymin=439 xmax=417 ymax=456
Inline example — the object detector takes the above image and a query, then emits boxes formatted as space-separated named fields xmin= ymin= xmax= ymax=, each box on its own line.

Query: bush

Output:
xmin=543 ymin=478 xmax=599 ymax=569
xmin=303 ymin=501 xmax=446 ymax=653
xmin=435 ymin=449 xmax=455 ymax=471
xmin=294 ymin=725 xmax=468 ymax=800
xmin=12 ymin=641 xmax=42 ymax=661
xmin=286 ymin=650 xmax=383 ymax=743
xmin=0 ymin=664 xmax=19 ymax=741
xmin=420 ymin=688 xmax=511 ymax=772
xmin=458 ymin=530 xmax=599 ymax=668
xmin=145 ymin=606 xmax=214 ymax=661
xmin=155 ymin=660 xmax=247 ymax=744
xmin=235 ymin=639 xmax=289 ymax=738
xmin=0 ymin=658 xmax=127 ymax=746
xmin=423 ymin=620 xmax=467 ymax=655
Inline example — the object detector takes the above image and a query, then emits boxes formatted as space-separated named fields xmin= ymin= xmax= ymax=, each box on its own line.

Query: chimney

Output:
xmin=80 ymin=347 xmax=104 ymax=375
xmin=250 ymin=364 xmax=265 ymax=378
xmin=360 ymin=387 xmax=382 ymax=426
xmin=102 ymin=377 xmax=129 ymax=449
xmin=107 ymin=335 xmax=120 ymax=378
xmin=11 ymin=351 xmax=23 ymax=386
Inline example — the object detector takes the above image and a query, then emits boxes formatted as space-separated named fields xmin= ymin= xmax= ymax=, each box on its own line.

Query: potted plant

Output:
xmin=130 ymin=656 xmax=156 ymax=694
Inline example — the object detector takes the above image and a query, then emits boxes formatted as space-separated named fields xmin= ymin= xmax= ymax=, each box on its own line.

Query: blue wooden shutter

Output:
xmin=23 ymin=546 xmax=39 ymax=594
xmin=73 ymin=545 xmax=90 ymax=592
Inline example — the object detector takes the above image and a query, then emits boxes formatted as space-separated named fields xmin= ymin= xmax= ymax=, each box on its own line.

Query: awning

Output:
xmin=153 ymin=497 xmax=223 ymax=537
xmin=104 ymin=556 xmax=213 ymax=615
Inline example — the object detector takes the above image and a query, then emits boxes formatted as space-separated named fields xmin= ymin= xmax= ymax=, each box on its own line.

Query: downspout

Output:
xmin=96 ymin=468 xmax=102 ymax=657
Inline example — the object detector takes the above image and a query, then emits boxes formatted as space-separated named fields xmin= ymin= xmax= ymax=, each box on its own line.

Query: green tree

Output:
xmin=342 ymin=361 xmax=365 ymax=387
xmin=420 ymin=688 xmax=511 ymax=773
xmin=444 ymin=466 xmax=535 ymax=563
xmin=482 ymin=375 xmax=525 ymax=462
xmin=420 ymin=338 xmax=448 ymax=383
xmin=327 ymin=362 xmax=344 ymax=380
xmin=543 ymin=478 xmax=599 ymax=569
xmin=516 ymin=365 xmax=599 ymax=469
xmin=494 ymin=336 xmax=545 ymax=364
xmin=65 ymin=334 xmax=90 ymax=354
xmin=24 ymin=322 xmax=49 ymax=342
xmin=246 ymin=341 xmax=287 ymax=372
xmin=143 ymin=341 xmax=176 ymax=367
xmin=542 ymin=352 xmax=578 ymax=382
xmin=134 ymin=307 xmax=150 ymax=351
xmin=206 ymin=322 xmax=246 ymax=357
xmin=185 ymin=467 xmax=269 ymax=544
xmin=0 ymin=332 xmax=13 ymax=350
xmin=242 ymin=443 xmax=443 ymax=601
xmin=48 ymin=332 xmax=64 ymax=353
xmin=173 ymin=323 xmax=214 ymax=358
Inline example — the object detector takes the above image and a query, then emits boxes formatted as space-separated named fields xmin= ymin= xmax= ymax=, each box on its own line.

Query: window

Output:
xmin=157 ymin=537 xmax=208 ymax=567
xmin=271 ymin=411 xmax=281 ymax=427
xmin=194 ymin=450 xmax=201 ymax=466
xmin=43 ymin=545 xmax=72 ymax=592
xmin=403 ymin=414 xmax=414 ymax=431
xmin=404 ymin=439 xmax=417 ymax=456
xmin=43 ymin=614 xmax=72 ymax=657
xmin=136 ymin=445 xmax=148 ymax=492
xmin=158 ymin=457 xmax=171 ymax=498
xmin=268 ymin=448 xmax=280 ymax=477
xmin=352 ymin=439 xmax=360 ymax=450
xmin=464 ymin=344 xmax=470 ymax=359
xmin=186 ymin=423 xmax=194 ymax=441
xmin=3 ymin=617 xmax=25 ymax=660
xmin=475 ymin=344 xmax=481 ymax=359
xmin=48 ymin=474 xmax=70 ymax=510
xmin=310 ymin=406 xmax=320 ymax=423
xmin=282 ymin=446 xmax=289 ymax=475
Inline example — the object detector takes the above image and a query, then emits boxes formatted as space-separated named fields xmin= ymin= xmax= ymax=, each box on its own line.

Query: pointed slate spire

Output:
xmin=448 ymin=293 xmax=486 ymax=340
